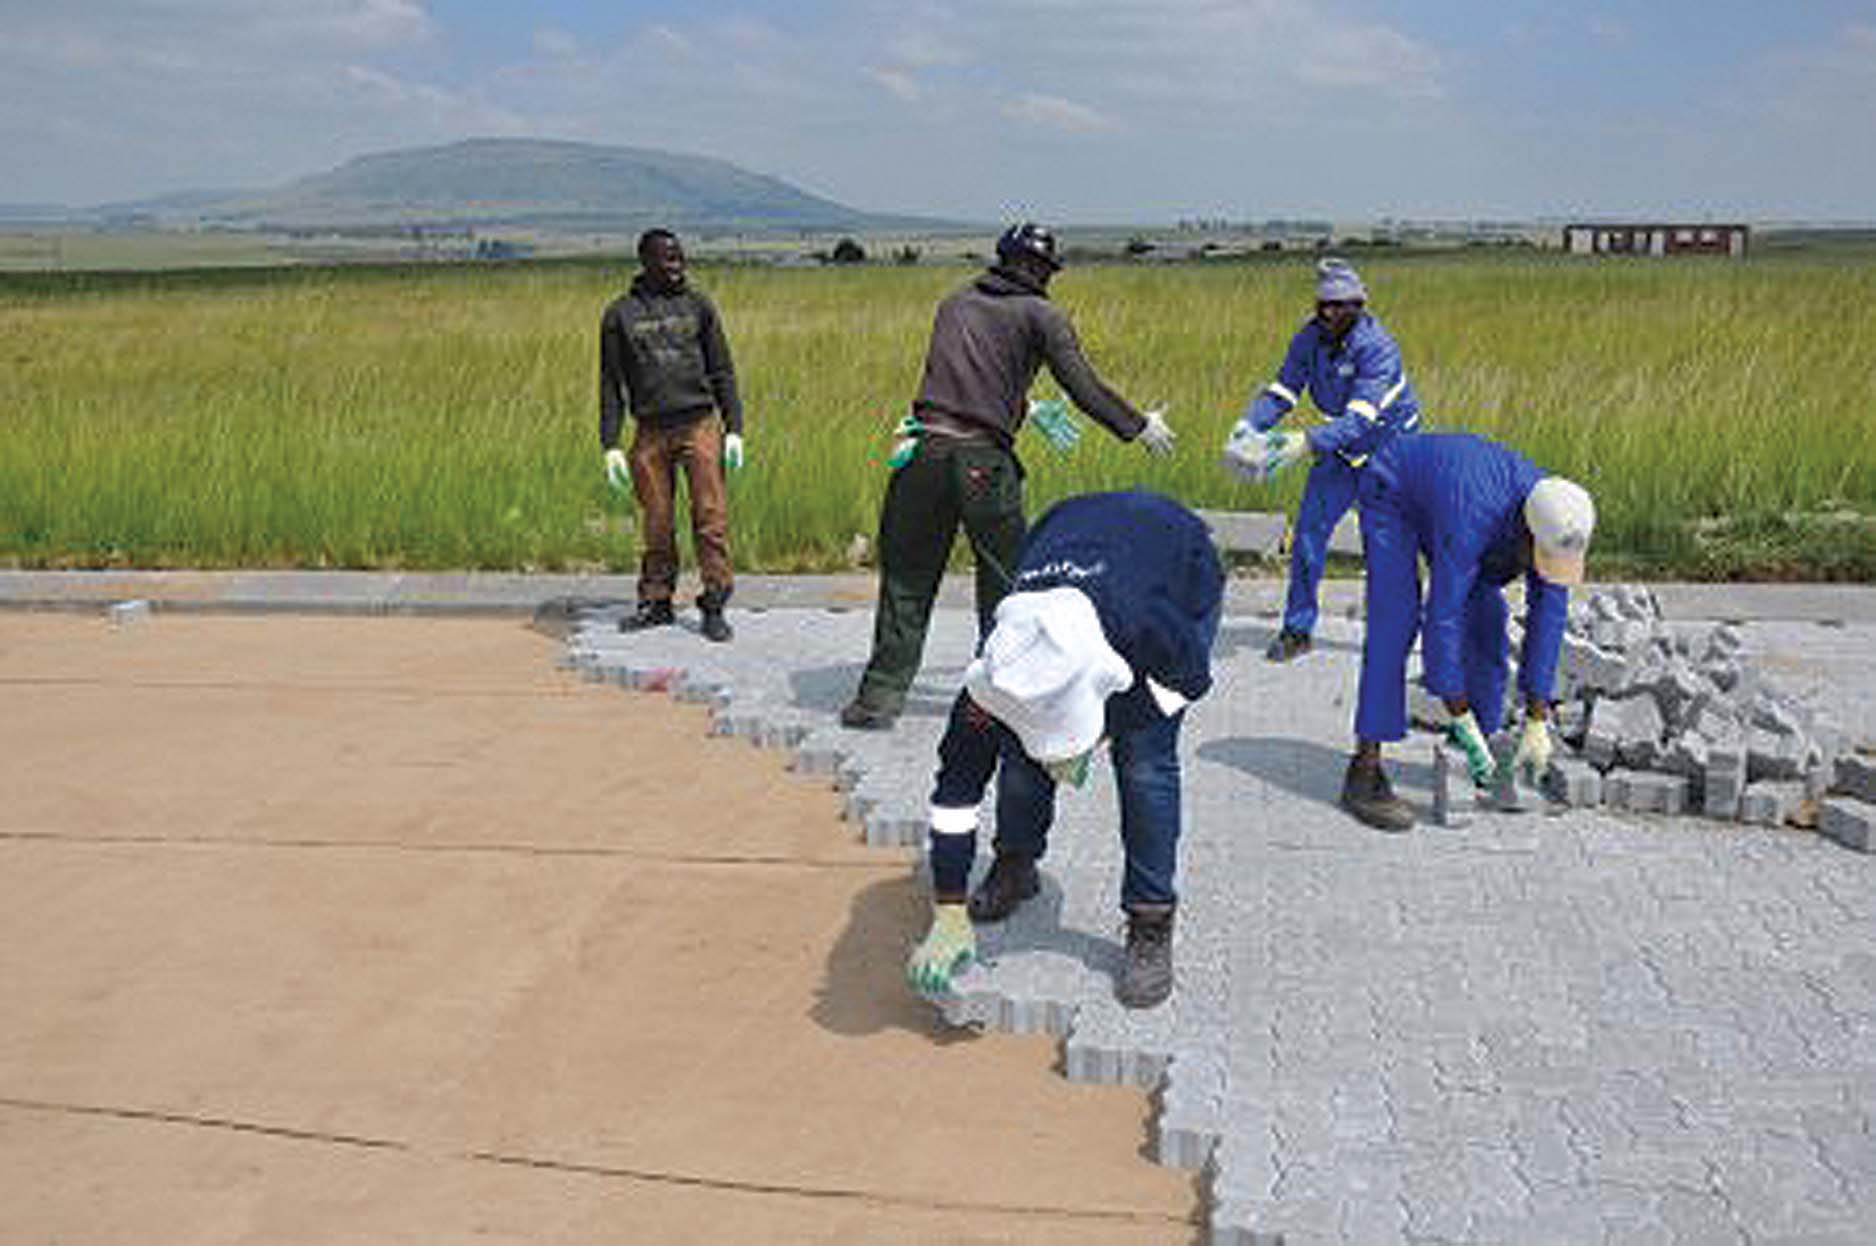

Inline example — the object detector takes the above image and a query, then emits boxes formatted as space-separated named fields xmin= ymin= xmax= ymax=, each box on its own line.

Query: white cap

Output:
xmin=1524 ymin=476 xmax=1596 ymax=586
xmin=962 ymin=587 xmax=1133 ymax=763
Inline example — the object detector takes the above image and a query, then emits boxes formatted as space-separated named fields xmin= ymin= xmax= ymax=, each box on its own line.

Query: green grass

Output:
xmin=3 ymin=252 xmax=1874 ymax=577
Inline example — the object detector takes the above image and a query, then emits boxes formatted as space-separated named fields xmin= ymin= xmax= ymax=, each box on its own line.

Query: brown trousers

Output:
xmin=627 ymin=417 xmax=733 ymax=604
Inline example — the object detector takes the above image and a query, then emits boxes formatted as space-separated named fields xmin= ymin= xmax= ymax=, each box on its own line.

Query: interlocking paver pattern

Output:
xmin=561 ymin=596 xmax=1876 ymax=1245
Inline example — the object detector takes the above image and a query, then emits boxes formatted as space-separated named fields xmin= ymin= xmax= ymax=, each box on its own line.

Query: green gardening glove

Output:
xmin=887 ymin=414 xmax=921 ymax=469
xmin=1446 ymin=710 xmax=1495 ymax=787
xmin=907 ymin=903 xmax=976 ymax=996
xmin=1028 ymin=398 xmax=1082 ymax=453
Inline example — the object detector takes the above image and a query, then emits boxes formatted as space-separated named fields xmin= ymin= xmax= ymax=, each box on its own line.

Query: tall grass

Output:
xmin=3 ymin=253 xmax=1873 ymax=576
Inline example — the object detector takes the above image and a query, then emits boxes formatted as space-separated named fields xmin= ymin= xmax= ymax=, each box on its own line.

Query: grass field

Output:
xmin=3 ymin=251 xmax=1874 ymax=578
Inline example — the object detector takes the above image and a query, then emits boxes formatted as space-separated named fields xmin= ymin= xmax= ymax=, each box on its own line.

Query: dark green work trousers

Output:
xmin=853 ymin=440 xmax=1026 ymax=714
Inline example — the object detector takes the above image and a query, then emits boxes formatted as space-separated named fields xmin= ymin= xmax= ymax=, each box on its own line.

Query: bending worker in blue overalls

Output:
xmin=1341 ymin=432 xmax=1597 ymax=832
xmin=1231 ymin=257 xmax=1420 ymax=662
xmin=904 ymin=490 xmax=1223 ymax=1010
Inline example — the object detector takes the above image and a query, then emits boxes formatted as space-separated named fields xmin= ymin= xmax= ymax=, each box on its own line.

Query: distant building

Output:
xmin=1564 ymin=223 xmax=1748 ymax=258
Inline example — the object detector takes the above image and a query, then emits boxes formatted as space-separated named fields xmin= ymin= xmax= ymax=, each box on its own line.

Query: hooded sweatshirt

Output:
xmin=911 ymin=266 xmax=1147 ymax=449
xmin=599 ymin=274 xmax=742 ymax=449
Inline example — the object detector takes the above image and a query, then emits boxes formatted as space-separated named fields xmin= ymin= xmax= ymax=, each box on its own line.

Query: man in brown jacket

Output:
xmin=601 ymin=228 xmax=744 ymax=643
xmin=840 ymin=222 xmax=1175 ymax=729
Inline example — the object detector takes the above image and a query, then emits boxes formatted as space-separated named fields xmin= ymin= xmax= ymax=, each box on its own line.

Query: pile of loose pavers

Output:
xmin=1409 ymin=584 xmax=1876 ymax=846
xmin=561 ymin=589 xmax=1876 ymax=1245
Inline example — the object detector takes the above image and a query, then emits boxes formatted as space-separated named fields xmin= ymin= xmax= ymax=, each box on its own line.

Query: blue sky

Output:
xmin=4 ymin=1 xmax=1874 ymax=222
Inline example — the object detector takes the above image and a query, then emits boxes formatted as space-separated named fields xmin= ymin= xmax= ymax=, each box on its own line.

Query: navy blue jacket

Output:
xmin=1009 ymin=490 xmax=1224 ymax=731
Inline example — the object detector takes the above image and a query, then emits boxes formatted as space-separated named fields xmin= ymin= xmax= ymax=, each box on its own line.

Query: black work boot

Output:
xmin=967 ymin=853 xmax=1040 ymax=923
xmin=1340 ymin=757 xmax=1415 ymax=833
xmin=838 ymin=698 xmax=898 ymax=730
xmin=619 ymin=600 xmax=675 ymax=632
xmin=1116 ymin=904 xmax=1176 ymax=1009
xmin=696 ymin=591 xmax=733 ymax=643
xmin=1265 ymin=628 xmax=1313 ymax=662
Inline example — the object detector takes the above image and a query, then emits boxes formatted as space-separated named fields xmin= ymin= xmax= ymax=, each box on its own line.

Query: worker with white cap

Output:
xmin=1340 ymin=432 xmax=1596 ymax=831
xmin=1223 ymin=256 xmax=1421 ymax=662
xmin=905 ymin=490 xmax=1223 ymax=1010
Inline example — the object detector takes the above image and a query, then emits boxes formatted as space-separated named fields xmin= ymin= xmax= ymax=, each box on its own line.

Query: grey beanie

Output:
xmin=1315 ymin=257 xmax=1366 ymax=302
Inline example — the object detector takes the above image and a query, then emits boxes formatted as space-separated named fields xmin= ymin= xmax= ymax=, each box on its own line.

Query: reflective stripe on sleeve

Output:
xmin=1377 ymin=377 xmax=1408 ymax=410
xmin=1265 ymin=381 xmax=1299 ymax=406
xmin=929 ymin=805 xmax=980 ymax=835
xmin=1348 ymin=399 xmax=1380 ymax=422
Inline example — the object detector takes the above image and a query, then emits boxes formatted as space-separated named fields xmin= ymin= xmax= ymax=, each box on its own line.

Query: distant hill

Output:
xmin=49 ymin=138 xmax=935 ymax=233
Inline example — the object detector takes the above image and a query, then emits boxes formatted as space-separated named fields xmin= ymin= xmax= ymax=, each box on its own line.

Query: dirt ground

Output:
xmin=0 ymin=612 xmax=1197 ymax=1244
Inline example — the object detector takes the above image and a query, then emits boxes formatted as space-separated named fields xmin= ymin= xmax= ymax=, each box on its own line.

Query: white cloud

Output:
xmin=1002 ymin=91 xmax=1114 ymax=134
xmin=867 ymin=66 xmax=921 ymax=102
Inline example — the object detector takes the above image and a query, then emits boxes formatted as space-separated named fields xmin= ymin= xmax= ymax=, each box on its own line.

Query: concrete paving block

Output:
xmin=1609 ymin=769 xmax=1690 ymax=814
xmin=1738 ymin=781 xmax=1802 ymax=827
xmin=864 ymin=811 xmax=925 ymax=848
xmin=1834 ymin=753 xmax=1876 ymax=803
xmin=1747 ymin=724 xmax=1808 ymax=783
xmin=106 ymin=598 xmax=153 ymax=624
xmin=1660 ymin=730 xmax=1710 ymax=778
xmin=1818 ymin=797 xmax=1876 ymax=851
xmin=1606 ymin=692 xmax=1666 ymax=770
xmin=1544 ymin=757 xmax=1602 ymax=808
xmin=1195 ymin=509 xmax=1287 ymax=558
xmin=1406 ymin=681 xmax=1446 ymax=731
xmin=1430 ymin=741 xmax=1459 ymax=826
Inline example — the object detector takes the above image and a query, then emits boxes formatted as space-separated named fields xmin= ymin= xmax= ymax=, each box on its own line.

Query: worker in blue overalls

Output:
xmin=1341 ymin=432 xmax=1597 ymax=832
xmin=1230 ymin=257 xmax=1420 ymax=662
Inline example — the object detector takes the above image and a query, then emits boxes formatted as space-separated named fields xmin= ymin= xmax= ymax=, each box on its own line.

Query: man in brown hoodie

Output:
xmin=839 ymin=223 xmax=1175 ymax=730
xmin=600 ymin=228 xmax=744 ymax=643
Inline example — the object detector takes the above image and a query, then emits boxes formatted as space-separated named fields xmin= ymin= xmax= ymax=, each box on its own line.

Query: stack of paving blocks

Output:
xmin=1409 ymin=584 xmax=1876 ymax=846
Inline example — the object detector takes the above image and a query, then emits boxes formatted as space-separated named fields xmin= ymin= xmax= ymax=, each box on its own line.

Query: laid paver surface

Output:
xmin=0 ymin=613 xmax=1196 ymax=1245
xmin=566 ymin=599 xmax=1876 ymax=1246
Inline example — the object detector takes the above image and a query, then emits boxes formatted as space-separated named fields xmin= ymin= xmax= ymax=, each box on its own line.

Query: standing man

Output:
xmin=839 ymin=222 xmax=1175 ymax=730
xmin=1228 ymin=257 xmax=1420 ymax=662
xmin=1340 ymin=432 xmax=1596 ymax=832
xmin=904 ymin=490 xmax=1223 ymax=1011
xmin=600 ymin=227 xmax=745 ymax=643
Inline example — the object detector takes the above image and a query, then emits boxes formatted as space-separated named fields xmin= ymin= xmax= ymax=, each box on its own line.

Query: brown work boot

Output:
xmin=967 ymin=853 xmax=1040 ymax=922
xmin=1340 ymin=758 xmax=1415 ymax=833
xmin=1116 ymin=905 xmax=1175 ymax=1009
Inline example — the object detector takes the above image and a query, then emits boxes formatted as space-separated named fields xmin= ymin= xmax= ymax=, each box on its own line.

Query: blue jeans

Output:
xmin=1283 ymin=454 xmax=1360 ymax=636
xmin=931 ymin=692 xmax=1185 ymax=910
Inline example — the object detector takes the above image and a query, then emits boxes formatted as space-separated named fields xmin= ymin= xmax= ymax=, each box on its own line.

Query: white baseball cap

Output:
xmin=963 ymin=587 xmax=1133 ymax=764
xmin=1524 ymin=476 xmax=1596 ymax=586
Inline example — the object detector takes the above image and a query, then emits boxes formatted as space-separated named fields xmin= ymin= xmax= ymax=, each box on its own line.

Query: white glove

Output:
xmin=603 ymin=447 xmax=630 ymax=491
xmin=722 ymin=432 xmax=745 ymax=471
xmin=1137 ymin=407 xmax=1176 ymax=456
xmin=1446 ymin=710 xmax=1495 ymax=786
xmin=1512 ymin=713 xmax=1554 ymax=780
